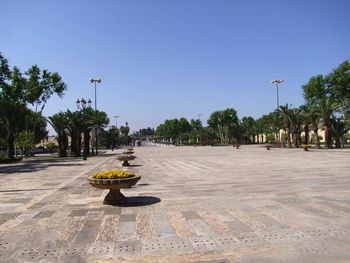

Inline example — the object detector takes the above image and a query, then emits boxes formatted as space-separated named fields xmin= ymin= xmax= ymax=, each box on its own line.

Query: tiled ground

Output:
xmin=0 ymin=145 xmax=350 ymax=262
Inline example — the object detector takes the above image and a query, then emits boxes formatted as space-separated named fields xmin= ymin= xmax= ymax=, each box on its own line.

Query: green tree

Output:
xmin=65 ymin=110 xmax=83 ymax=157
xmin=89 ymin=110 xmax=109 ymax=153
xmin=287 ymin=108 xmax=303 ymax=148
xmin=241 ymin=116 xmax=256 ymax=144
xmin=302 ymin=75 xmax=327 ymax=103
xmin=207 ymin=108 xmax=239 ymax=146
xmin=25 ymin=65 xmax=67 ymax=145
xmin=47 ymin=112 xmax=68 ymax=157
xmin=120 ymin=124 xmax=130 ymax=137
xmin=330 ymin=118 xmax=348 ymax=149
xmin=326 ymin=60 xmax=350 ymax=121
xmin=190 ymin=119 xmax=203 ymax=144
xmin=299 ymin=105 xmax=311 ymax=145
xmin=16 ymin=131 xmax=35 ymax=156
xmin=303 ymin=105 xmax=321 ymax=148
xmin=0 ymin=57 xmax=27 ymax=159
xmin=178 ymin=117 xmax=191 ymax=144
xmin=279 ymin=104 xmax=292 ymax=148
xmin=256 ymin=114 xmax=274 ymax=143
xmin=316 ymin=98 xmax=337 ymax=149
xmin=0 ymin=52 xmax=66 ymax=159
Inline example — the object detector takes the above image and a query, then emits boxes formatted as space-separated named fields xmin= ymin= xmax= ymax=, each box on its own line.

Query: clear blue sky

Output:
xmin=1 ymin=0 xmax=349 ymax=134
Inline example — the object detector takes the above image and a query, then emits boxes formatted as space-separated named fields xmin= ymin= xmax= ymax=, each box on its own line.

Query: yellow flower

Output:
xmin=92 ymin=170 xmax=135 ymax=179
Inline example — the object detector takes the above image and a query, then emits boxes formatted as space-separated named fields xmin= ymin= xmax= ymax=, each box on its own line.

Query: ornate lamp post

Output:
xmin=90 ymin=78 xmax=102 ymax=155
xmin=271 ymin=79 xmax=284 ymax=147
xmin=76 ymin=98 xmax=92 ymax=160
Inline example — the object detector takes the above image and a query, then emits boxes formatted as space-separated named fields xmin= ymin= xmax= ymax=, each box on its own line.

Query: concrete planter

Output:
xmin=88 ymin=175 xmax=141 ymax=205
xmin=117 ymin=155 xmax=136 ymax=166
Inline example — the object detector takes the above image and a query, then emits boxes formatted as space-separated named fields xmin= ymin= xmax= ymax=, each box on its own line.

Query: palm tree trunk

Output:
xmin=292 ymin=132 xmax=297 ymax=148
xmin=313 ymin=129 xmax=321 ymax=149
xmin=77 ymin=133 xmax=82 ymax=157
xmin=304 ymin=124 xmax=309 ymax=145
xmin=84 ymin=131 xmax=91 ymax=156
xmin=335 ymin=136 xmax=341 ymax=148
xmin=6 ymin=131 xmax=15 ymax=160
xmin=57 ymin=137 xmax=63 ymax=157
xmin=62 ymin=134 xmax=68 ymax=157
xmin=70 ymin=133 xmax=78 ymax=157
xmin=297 ymin=131 xmax=302 ymax=147
xmin=287 ymin=126 xmax=292 ymax=148
xmin=324 ymin=123 xmax=332 ymax=149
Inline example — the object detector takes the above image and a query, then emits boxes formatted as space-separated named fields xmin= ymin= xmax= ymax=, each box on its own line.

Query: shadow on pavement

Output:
xmin=109 ymin=196 xmax=161 ymax=207
xmin=129 ymin=164 xmax=143 ymax=167
xmin=0 ymin=158 xmax=85 ymax=174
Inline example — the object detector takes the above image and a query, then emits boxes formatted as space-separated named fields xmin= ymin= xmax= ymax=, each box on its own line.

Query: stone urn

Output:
xmin=117 ymin=155 xmax=136 ymax=166
xmin=123 ymin=150 xmax=134 ymax=155
xmin=88 ymin=175 xmax=141 ymax=205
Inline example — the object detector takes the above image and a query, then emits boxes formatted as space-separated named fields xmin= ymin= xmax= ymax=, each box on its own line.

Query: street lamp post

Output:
xmin=113 ymin=115 xmax=119 ymax=149
xmin=197 ymin=114 xmax=203 ymax=145
xmin=271 ymin=79 xmax=284 ymax=147
xmin=76 ymin=98 xmax=92 ymax=160
xmin=90 ymin=78 xmax=101 ymax=155
xmin=114 ymin=115 xmax=119 ymax=128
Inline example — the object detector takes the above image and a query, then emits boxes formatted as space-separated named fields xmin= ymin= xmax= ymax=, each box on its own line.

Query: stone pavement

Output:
xmin=0 ymin=145 xmax=350 ymax=262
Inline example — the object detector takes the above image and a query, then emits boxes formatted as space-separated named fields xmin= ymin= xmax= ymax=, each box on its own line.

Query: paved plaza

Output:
xmin=0 ymin=145 xmax=350 ymax=262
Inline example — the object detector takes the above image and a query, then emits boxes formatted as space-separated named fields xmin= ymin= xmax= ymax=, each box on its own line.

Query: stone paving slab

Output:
xmin=0 ymin=146 xmax=349 ymax=262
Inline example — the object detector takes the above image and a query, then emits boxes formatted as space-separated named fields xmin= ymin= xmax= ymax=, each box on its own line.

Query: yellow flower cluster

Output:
xmin=92 ymin=170 xmax=135 ymax=179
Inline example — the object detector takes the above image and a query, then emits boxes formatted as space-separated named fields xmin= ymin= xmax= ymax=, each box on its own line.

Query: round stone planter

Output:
xmin=117 ymin=155 xmax=136 ymax=166
xmin=88 ymin=175 xmax=141 ymax=205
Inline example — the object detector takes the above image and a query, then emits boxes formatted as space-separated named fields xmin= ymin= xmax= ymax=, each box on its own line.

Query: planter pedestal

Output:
xmin=104 ymin=189 xmax=127 ymax=205
xmin=122 ymin=160 xmax=130 ymax=166
xmin=117 ymin=155 xmax=136 ymax=167
xmin=88 ymin=176 xmax=141 ymax=205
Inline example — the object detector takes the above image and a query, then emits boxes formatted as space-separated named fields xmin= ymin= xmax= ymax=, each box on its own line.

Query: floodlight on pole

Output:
xmin=90 ymin=78 xmax=102 ymax=155
xmin=270 ymin=79 xmax=284 ymax=147
xmin=114 ymin=115 xmax=119 ymax=128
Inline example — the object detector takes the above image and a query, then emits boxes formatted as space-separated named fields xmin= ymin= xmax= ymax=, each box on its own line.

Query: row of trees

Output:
xmin=1 ymin=50 xmax=349 ymax=159
xmin=300 ymin=60 xmax=350 ymax=148
xmin=154 ymin=109 xmax=243 ymax=146
xmin=48 ymin=108 xmax=109 ymax=157
xmin=0 ymin=52 xmax=133 ymax=160
xmin=154 ymin=61 xmax=350 ymax=148
xmin=102 ymin=123 xmax=131 ymax=150
xmin=0 ymin=52 xmax=66 ymax=159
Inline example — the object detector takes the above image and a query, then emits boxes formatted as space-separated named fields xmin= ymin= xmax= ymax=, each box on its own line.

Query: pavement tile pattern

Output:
xmin=0 ymin=146 xmax=349 ymax=262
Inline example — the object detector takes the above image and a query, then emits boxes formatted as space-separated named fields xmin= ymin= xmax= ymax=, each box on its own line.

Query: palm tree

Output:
xmin=47 ymin=112 xmax=68 ymax=157
xmin=280 ymin=104 xmax=292 ymax=148
xmin=287 ymin=108 xmax=303 ymax=148
xmin=316 ymin=98 xmax=336 ymax=149
xmin=91 ymin=110 xmax=109 ymax=149
xmin=241 ymin=116 xmax=256 ymax=144
xmin=256 ymin=114 xmax=274 ymax=143
xmin=80 ymin=108 xmax=96 ymax=156
xmin=65 ymin=110 xmax=83 ymax=157
xmin=330 ymin=118 xmax=349 ymax=148
xmin=299 ymin=105 xmax=311 ymax=145
xmin=302 ymin=105 xmax=321 ymax=148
